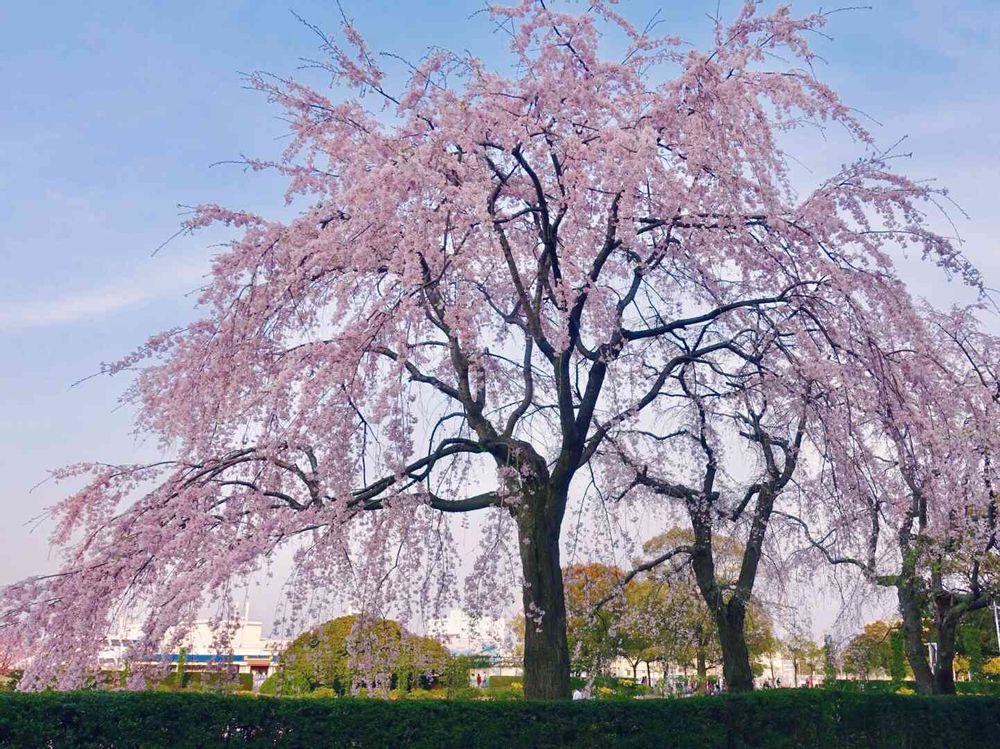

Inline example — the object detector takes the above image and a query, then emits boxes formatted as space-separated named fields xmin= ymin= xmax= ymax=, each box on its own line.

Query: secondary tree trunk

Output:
xmin=715 ymin=602 xmax=755 ymax=691
xmin=696 ymin=648 xmax=708 ymax=693
xmin=516 ymin=488 xmax=570 ymax=700
xmin=897 ymin=581 xmax=934 ymax=695
xmin=688 ymin=524 xmax=756 ymax=692
xmin=932 ymin=595 xmax=959 ymax=695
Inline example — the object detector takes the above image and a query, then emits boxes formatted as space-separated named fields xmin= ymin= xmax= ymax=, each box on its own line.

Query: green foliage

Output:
xmin=258 ymin=670 xmax=312 ymax=696
xmin=563 ymin=563 xmax=628 ymax=676
xmin=443 ymin=655 xmax=477 ymax=698
xmin=842 ymin=621 xmax=897 ymax=679
xmin=823 ymin=635 xmax=838 ymax=683
xmin=640 ymin=530 xmax=775 ymax=675
xmin=962 ymin=623 xmax=986 ymax=681
xmin=3 ymin=690 xmax=1000 ymax=748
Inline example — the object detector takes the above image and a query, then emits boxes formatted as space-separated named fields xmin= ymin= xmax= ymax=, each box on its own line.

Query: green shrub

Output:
xmin=956 ymin=681 xmax=1000 ymax=697
xmin=258 ymin=670 xmax=311 ymax=696
xmin=484 ymin=675 xmax=519 ymax=689
xmin=1 ymin=690 xmax=1000 ymax=748
xmin=827 ymin=679 xmax=1000 ymax=698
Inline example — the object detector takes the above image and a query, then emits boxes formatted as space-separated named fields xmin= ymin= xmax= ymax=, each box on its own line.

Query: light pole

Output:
xmin=993 ymin=599 xmax=1000 ymax=653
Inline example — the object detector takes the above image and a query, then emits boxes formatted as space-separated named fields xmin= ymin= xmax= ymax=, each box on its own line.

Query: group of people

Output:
xmin=758 ymin=676 xmax=814 ymax=689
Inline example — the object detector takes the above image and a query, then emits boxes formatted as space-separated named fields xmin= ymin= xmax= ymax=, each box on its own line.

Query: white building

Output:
xmin=426 ymin=609 xmax=510 ymax=657
xmin=100 ymin=619 xmax=286 ymax=689
xmin=425 ymin=609 xmax=522 ymax=682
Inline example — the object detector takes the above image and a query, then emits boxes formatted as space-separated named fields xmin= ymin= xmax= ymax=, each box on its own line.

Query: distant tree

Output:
xmin=786 ymin=310 xmax=1000 ymax=695
xmin=823 ymin=635 xmax=839 ymax=684
xmin=889 ymin=629 xmax=908 ymax=683
xmin=842 ymin=621 xmax=897 ymax=680
xmin=638 ymin=529 xmax=774 ymax=686
xmin=507 ymin=615 xmax=526 ymax=662
xmin=783 ymin=624 xmax=823 ymax=687
xmin=275 ymin=614 xmax=448 ymax=695
xmin=594 ymin=529 xmax=774 ymax=690
xmin=563 ymin=564 xmax=626 ymax=677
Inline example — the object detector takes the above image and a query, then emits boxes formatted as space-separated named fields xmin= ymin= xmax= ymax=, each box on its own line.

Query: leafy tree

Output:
xmin=590 ymin=530 xmax=775 ymax=690
xmin=842 ymin=621 xmax=897 ymax=680
xmin=276 ymin=615 xmax=448 ymax=695
xmin=258 ymin=669 xmax=311 ymax=697
xmin=639 ymin=529 xmax=774 ymax=686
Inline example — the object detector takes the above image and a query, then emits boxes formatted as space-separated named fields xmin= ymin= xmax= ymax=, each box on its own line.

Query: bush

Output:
xmin=2 ymin=690 xmax=1000 ymax=748
xmin=258 ymin=670 xmax=312 ymax=696
xmin=161 ymin=670 xmax=253 ymax=693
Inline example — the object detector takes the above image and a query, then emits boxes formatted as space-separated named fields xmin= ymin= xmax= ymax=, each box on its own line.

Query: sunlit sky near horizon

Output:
xmin=1 ymin=0 xmax=998 ymax=638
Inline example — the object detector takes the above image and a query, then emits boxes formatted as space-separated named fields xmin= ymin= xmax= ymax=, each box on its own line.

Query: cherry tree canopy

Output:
xmin=784 ymin=306 xmax=1000 ymax=694
xmin=1 ymin=0 xmax=982 ymax=697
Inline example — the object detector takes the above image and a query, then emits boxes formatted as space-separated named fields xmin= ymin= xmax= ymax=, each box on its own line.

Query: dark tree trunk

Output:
xmin=696 ymin=647 xmax=708 ymax=693
xmin=715 ymin=603 xmax=755 ymax=691
xmin=897 ymin=580 xmax=934 ymax=695
xmin=516 ymin=489 xmax=570 ymax=700
xmin=933 ymin=596 xmax=959 ymax=695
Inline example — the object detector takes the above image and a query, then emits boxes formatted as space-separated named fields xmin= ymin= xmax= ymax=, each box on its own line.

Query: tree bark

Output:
xmin=715 ymin=602 xmax=755 ymax=691
xmin=516 ymin=488 xmax=570 ymax=700
xmin=932 ymin=595 xmax=959 ymax=695
xmin=688 ymin=522 xmax=756 ymax=691
xmin=897 ymin=580 xmax=934 ymax=695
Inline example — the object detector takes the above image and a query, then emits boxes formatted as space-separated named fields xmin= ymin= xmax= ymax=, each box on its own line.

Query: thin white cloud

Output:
xmin=0 ymin=258 xmax=208 ymax=330
xmin=0 ymin=287 xmax=152 ymax=329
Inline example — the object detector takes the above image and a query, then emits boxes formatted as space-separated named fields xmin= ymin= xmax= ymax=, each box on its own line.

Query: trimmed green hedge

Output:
xmin=828 ymin=679 xmax=1000 ymax=697
xmin=1 ymin=690 xmax=999 ymax=748
xmin=159 ymin=670 xmax=254 ymax=692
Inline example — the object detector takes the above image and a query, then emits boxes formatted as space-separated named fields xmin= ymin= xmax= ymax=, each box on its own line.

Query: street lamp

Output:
xmin=993 ymin=599 xmax=1000 ymax=653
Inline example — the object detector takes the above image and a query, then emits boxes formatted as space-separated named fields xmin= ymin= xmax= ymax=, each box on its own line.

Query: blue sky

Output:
xmin=1 ymin=0 xmax=998 ymax=628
